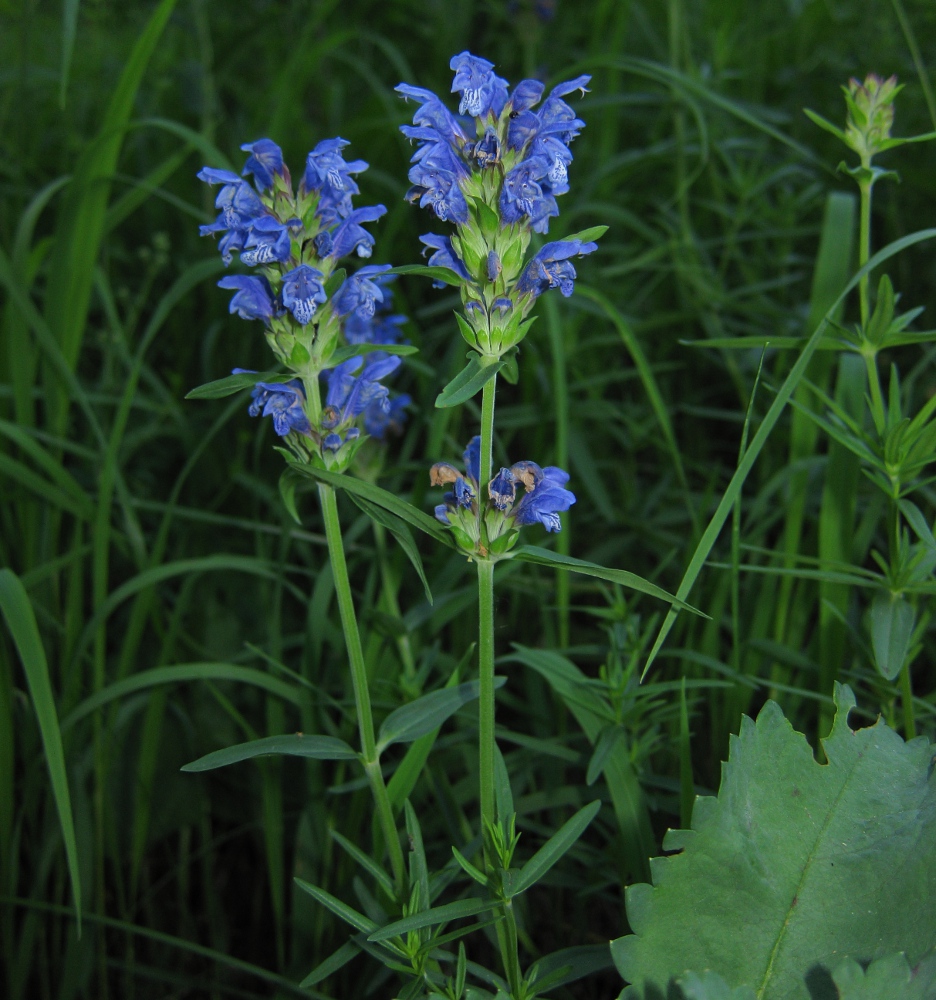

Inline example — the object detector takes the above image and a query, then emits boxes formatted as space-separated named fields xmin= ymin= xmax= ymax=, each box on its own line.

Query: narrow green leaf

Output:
xmin=367 ymin=897 xmax=496 ymax=942
xmin=803 ymin=107 xmax=849 ymax=144
xmin=62 ymin=662 xmax=301 ymax=730
xmin=185 ymin=370 xmax=292 ymax=400
xmin=347 ymin=493 xmax=433 ymax=605
xmin=562 ymin=224 xmax=609 ymax=243
xmin=377 ymin=678 xmax=504 ymax=752
xmin=510 ymin=800 xmax=600 ymax=896
xmin=493 ymin=745 xmax=514 ymax=824
xmin=586 ymin=725 xmax=625 ymax=786
xmin=181 ymin=733 xmax=358 ymax=771
xmin=330 ymin=830 xmax=394 ymax=898
xmin=0 ymin=570 xmax=82 ymax=935
xmin=59 ymin=0 xmax=81 ymax=107
xmin=511 ymin=546 xmax=706 ymax=615
xmin=299 ymin=939 xmax=360 ymax=989
xmin=288 ymin=463 xmax=453 ymax=545
xmin=294 ymin=879 xmax=378 ymax=934
xmin=435 ymin=356 xmax=504 ymax=408
xmin=451 ymin=847 xmax=488 ymax=887
xmin=386 ymin=263 xmax=466 ymax=286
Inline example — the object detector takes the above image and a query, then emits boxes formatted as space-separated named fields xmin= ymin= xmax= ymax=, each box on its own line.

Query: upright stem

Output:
xmin=479 ymin=375 xmax=496 ymax=489
xmin=477 ymin=559 xmax=496 ymax=835
xmin=858 ymin=176 xmax=872 ymax=329
xmin=318 ymin=482 xmax=406 ymax=895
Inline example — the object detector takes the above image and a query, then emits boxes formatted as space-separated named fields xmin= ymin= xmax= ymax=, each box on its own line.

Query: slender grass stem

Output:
xmin=477 ymin=558 xmax=496 ymax=840
xmin=317 ymin=482 xmax=406 ymax=896
xmin=900 ymin=661 xmax=916 ymax=740
xmin=858 ymin=179 xmax=872 ymax=330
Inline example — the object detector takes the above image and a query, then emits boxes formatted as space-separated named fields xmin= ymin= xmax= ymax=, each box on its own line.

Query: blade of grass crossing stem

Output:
xmin=0 ymin=571 xmax=82 ymax=935
xmin=58 ymin=0 xmax=81 ymax=107
xmin=642 ymin=229 xmax=936 ymax=678
xmin=773 ymin=192 xmax=855 ymax=668
xmin=543 ymin=294 xmax=571 ymax=648
xmin=817 ymin=352 xmax=864 ymax=736
xmin=44 ymin=0 xmax=178 ymax=437
xmin=576 ymin=285 xmax=697 ymax=534
xmin=890 ymin=0 xmax=936 ymax=129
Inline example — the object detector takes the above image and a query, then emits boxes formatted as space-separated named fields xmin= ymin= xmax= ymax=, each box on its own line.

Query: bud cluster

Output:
xmin=430 ymin=437 xmax=576 ymax=558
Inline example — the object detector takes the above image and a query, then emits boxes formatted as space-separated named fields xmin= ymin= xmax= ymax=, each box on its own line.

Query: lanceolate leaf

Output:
xmin=435 ymin=356 xmax=505 ymax=408
xmin=612 ymin=684 xmax=936 ymax=999
xmin=511 ymin=546 xmax=706 ymax=616
xmin=387 ymin=263 xmax=466 ymax=286
xmin=287 ymin=463 xmax=453 ymax=546
xmin=181 ymin=733 xmax=358 ymax=771
xmin=510 ymin=800 xmax=601 ymax=896
xmin=185 ymin=369 xmax=292 ymax=400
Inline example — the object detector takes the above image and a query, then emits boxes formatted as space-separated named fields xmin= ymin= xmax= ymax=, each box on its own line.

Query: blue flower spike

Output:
xmin=430 ymin=437 xmax=576 ymax=555
xmin=196 ymin=134 xmax=410 ymax=471
xmin=397 ymin=52 xmax=601 ymax=362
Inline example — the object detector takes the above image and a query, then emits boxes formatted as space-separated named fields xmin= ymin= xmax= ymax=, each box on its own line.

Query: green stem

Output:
xmin=479 ymin=375 xmax=496 ymax=489
xmin=318 ymin=482 xmax=406 ymax=895
xmin=477 ymin=558 xmax=496 ymax=839
xmin=858 ymin=177 xmax=872 ymax=330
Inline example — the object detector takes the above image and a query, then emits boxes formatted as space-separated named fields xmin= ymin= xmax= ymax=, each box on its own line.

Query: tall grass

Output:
xmin=2 ymin=0 xmax=935 ymax=996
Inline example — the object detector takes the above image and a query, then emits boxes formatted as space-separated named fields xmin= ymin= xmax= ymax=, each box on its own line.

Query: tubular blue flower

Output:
xmin=344 ymin=277 xmax=407 ymax=345
xmin=247 ymin=380 xmax=311 ymax=437
xmin=449 ymin=51 xmax=508 ymax=119
xmin=240 ymin=215 xmax=293 ymax=266
xmin=329 ymin=204 xmax=387 ymax=258
xmin=198 ymin=171 xmax=267 ymax=264
xmin=396 ymin=84 xmax=468 ymax=148
xmin=322 ymin=355 xmax=402 ymax=429
xmin=486 ymin=251 xmax=501 ymax=282
xmin=516 ymin=239 xmax=598 ymax=298
xmin=364 ymin=392 xmax=410 ymax=439
xmin=217 ymin=275 xmax=276 ymax=321
xmin=280 ymin=264 xmax=327 ymax=325
xmin=420 ymin=234 xmax=471 ymax=284
xmin=240 ymin=139 xmax=285 ymax=190
xmin=510 ymin=466 xmax=576 ymax=532
xmin=488 ymin=468 xmax=516 ymax=510
xmin=406 ymin=146 xmax=469 ymax=225
xmin=508 ymin=79 xmax=546 ymax=113
xmin=303 ymin=138 xmax=369 ymax=224
xmin=333 ymin=264 xmax=393 ymax=319
xmin=463 ymin=436 xmax=481 ymax=484
xmin=465 ymin=127 xmax=501 ymax=168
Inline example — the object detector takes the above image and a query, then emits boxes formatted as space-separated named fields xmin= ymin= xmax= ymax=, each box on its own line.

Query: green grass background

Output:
xmin=2 ymin=0 xmax=936 ymax=996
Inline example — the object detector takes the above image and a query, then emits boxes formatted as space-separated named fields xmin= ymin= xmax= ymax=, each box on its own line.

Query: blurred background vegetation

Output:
xmin=2 ymin=0 xmax=935 ymax=996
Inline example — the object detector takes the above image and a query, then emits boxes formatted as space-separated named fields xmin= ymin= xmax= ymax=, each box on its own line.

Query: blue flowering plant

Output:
xmin=396 ymin=52 xmax=605 ymax=373
xmin=192 ymin=137 xmax=413 ymax=474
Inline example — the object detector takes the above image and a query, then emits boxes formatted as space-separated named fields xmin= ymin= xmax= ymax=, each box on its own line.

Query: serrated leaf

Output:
xmin=376 ymin=678 xmax=505 ymax=752
xmin=287 ymin=463 xmax=453 ymax=546
xmin=181 ymin=733 xmax=358 ymax=771
xmin=832 ymin=951 xmax=936 ymax=1000
xmin=612 ymin=684 xmax=936 ymax=1000
xmin=185 ymin=369 xmax=292 ymax=400
xmin=510 ymin=546 xmax=706 ymax=616
xmin=869 ymin=591 xmax=915 ymax=681
xmin=435 ymin=356 xmax=504 ymax=408
xmin=676 ymin=970 xmax=757 ymax=1000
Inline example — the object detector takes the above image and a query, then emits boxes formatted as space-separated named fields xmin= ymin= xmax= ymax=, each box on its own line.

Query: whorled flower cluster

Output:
xmin=431 ymin=436 xmax=576 ymax=555
xmin=197 ymin=138 xmax=409 ymax=465
xmin=396 ymin=52 xmax=600 ymax=359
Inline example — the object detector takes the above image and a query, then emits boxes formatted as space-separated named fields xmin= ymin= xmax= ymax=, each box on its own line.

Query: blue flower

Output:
xmin=247 ymin=380 xmax=311 ymax=437
xmin=406 ymin=144 xmax=469 ymax=224
xmin=240 ymin=215 xmax=294 ymax=266
xmin=516 ymin=239 xmax=598 ymax=298
xmin=463 ymin=435 xmax=481 ymax=484
xmin=420 ymin=234 xmax=470 ymax=284
xmin=198 ymin=170 xmax=267 ymax=264
xmin=396 ymin=84 xmax=468 ymax=149
xmin=488 ymin=468 xmax=516 ymax=510
xmin=322 ymin=355 xmax=402 ymax=429
xmin=329 ymin=204 xmax=387 ymax=258
xmin=449 ymin=51 xmax=508 ymax=119
xmin=465 ymin=127 xmax=501 ymax=168
xmin=499 ymin=158 xmax=557 ymax=232
xmin=364 ymin=392 xmax=410 ymax=439
xmin=303 ymin=138 xmax=369 ymax=225
xmin=240 ymin=139 xmax=285 ymax=190
xmin=344 ymin=276 xmax=407 ymax=344
xmin=280 ymin=264 xmax=327 ymax=325
xmin=217 ymin=275 xmax=276 ymax=321
xmin=333 ymin=264 xmax=393 ymax=319
xmin=508 ymin=79 xmax=546 ymax=113
xmin=510 ymin=465 xmax=575 ymax=532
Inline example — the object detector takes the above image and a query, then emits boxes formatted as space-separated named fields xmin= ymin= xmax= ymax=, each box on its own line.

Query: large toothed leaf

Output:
xmin=612 ymin=684 xmax=936 ymax=999
xmin=832 ymin=952 xmax=936 ymax=1000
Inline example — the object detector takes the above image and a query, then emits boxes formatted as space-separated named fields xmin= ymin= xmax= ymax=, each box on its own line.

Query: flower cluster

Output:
xmin=397 ymin=53 xmax=599 ymax=360
xmin=197 ymin=138 xmax=409 ymax=468
xmin=430 ymin=436 xmax=576 ymax=556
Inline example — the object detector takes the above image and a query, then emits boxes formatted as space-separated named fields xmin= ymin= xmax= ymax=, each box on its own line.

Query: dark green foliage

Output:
xmin=3 ymin=0 xmax=936 ymax=997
